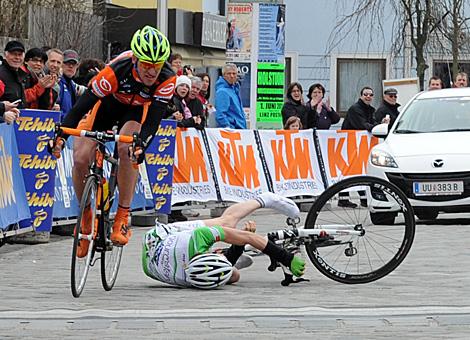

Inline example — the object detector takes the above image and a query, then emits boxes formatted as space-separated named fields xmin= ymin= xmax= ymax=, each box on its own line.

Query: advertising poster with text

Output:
xmin=256 ymin=62 xmax=285 ymax=129
xmin=226 ymin=3 xmax=253 ymax=62
xmin=258 ymin=4 xmax=285 ymax=63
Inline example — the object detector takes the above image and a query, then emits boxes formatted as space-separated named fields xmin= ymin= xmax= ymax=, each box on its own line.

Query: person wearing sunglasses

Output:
xmin=49 ymin=25 xmax=176 ymax=255
xmin=374 ymin=87 xmax=400 ymax=129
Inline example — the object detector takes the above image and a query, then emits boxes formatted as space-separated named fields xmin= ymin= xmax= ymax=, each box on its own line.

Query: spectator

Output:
xmin=45 ymin=48 xmax=63 ymax=110
xmin=0 ymin=41 xmax=27 ymax=111
xmin=75 ymin=58 xmax=105 ymax=86
xmin=215 ymin=63 xmax=246 ymax=129
xmin=374 ymin=87 xmax=400 ymax=129
xmin=57 ymin=49 xmax=86 ymax=120
xmin=428 ymin=76 xmax=443 ymax=91
xmin=281 ymin=82 xmax=308 ymax=127
xmin=168 ymin=75 xmax=203 ymax=129
xmin=305 ymin=83 xmax=339 ymax=129
xmin=342 ymin=86 xmax=379 ymax=132
xmin=1 ymin=101 xmax=20 ymax=124
xmin=453 ymin=72 xmax=468 ymax=88
xmin=340 ymin=86 xmax=382 ymax=209
xmin=284 ymin=116 xmax=303 ymax=130
xmin=196 ymin=72 xmax=215 ymax=127
xmin=169 ymin=53 xmax=183 ymax=76
xmin=185 ymin=76 xmax=205 ymax=127
xmin=23 ymin=47 xmax=57 ymax=110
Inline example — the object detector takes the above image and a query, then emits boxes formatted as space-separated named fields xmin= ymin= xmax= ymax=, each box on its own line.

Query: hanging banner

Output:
xmin=205 ymin=128 xmax=270 ymax=202
xmin=226 ymin=3 xmax=253 ymax=62
xmin=171 ymin=127 xmax=219 ymax=204
xmin=316 ymin=130 xmax=379 ymax=185
xmin=259 ymin=129 xmax=324 ymax=197
xmin=145 ymin=120 xmax=177 ymax=214
xmin=256 ymin=62 xmax=285 ymax=129
xmin=14 ymin=109 xmax=59 ymax=232
xmin=0 ymin=124 xmax=30 ymax=230
xmin=258 ymin=3 xmax=285 ymax=63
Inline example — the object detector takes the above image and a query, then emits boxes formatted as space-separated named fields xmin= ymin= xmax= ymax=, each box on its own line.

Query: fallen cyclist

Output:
xmin=142 ymin=192 xmax=306 ymax=289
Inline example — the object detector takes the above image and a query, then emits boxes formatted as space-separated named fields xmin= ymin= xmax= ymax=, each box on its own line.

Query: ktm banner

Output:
xmin=171 ymin=128 xmax=379 ymax=203
xmin=317 ymin=130 xmax=379 ymax=185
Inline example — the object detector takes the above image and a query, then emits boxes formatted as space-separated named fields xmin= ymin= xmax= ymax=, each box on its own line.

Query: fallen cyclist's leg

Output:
xmin=222 ymin=227 xmax=305 ymax=277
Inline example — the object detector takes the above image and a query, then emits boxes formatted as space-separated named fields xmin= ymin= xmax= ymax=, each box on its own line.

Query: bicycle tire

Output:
xmin=100 ymin=157 xmax=123 ymax=291
xmin=71 ymin=176 xmax=99 ymax=298
xmin=304 ymin=175 xmax=415 ymax=284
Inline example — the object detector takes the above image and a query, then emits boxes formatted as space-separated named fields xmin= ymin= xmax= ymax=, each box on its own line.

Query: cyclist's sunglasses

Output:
xmin=139 ymin=60 xmax=164 ymax=71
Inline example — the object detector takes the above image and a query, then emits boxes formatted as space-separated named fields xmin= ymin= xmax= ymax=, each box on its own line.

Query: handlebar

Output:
xmin=59 ymin=126 xmax=134 ymax=144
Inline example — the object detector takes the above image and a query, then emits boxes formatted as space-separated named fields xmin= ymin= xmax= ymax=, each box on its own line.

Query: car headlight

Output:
xmin=370 ymin=150 xmax=398 ymax=168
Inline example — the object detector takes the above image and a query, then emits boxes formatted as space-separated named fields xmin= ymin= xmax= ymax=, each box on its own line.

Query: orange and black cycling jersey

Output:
xmin=61 ymin=50 xmax=176 ymax=148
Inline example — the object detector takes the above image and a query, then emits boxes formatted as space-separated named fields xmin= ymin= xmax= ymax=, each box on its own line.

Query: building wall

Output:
xmin=110 ymin=0 xmax=202 ymax=11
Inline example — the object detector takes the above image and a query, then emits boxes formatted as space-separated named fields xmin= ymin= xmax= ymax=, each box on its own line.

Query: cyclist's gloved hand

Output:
xmin=290 ymin=256 xmax=305 ymax=277
xmin=47 ymin=137 xmax=65 ymax=159
xmin=128 ymin=132 xmax=145 ymax=165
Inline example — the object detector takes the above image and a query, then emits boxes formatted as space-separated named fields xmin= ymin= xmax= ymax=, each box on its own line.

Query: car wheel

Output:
xmin=415 ymin=209 xmax=439 ymax=220
xmin=370 ymin=212 xmax=397 ymax=225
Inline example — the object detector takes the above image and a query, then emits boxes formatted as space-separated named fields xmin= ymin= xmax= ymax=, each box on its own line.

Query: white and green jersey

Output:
xmin=141 ymin=220 xmax=225 ymax=287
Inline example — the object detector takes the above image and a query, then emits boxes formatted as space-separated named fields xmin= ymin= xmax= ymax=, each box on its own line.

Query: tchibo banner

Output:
xmin=0 ymin=123 xmax=30 ymax=230
xmin=145 ymin=120 xmax=178 ymax=214
xmin=14 ymin=109 xmax=60 ymax=232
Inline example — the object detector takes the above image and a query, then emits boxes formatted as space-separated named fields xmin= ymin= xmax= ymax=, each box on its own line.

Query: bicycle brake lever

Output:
xmin=281 ymin=272 xmax=310 ymax=286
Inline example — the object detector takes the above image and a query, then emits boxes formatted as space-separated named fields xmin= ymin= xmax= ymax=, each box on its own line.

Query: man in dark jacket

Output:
xmin=0 ymin=41 xmax=27 ymax=110
xmin=374 ymin=87 xmax=400 ymax=128
xmin=340 ymin=86 xmax=377 ymax=208
xmin=342 ymin=86 xmax=376 ymax=132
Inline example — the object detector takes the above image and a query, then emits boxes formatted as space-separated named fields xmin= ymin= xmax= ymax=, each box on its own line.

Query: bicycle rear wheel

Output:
xmin=304 ymin=176 xmax=415 ymax=284
xmin=71 ymin=176 xmax=98 ymax=297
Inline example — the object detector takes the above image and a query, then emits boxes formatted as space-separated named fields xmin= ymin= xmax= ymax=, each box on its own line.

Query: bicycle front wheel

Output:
xmin=101 ymin=223 xmax=123 ymax=291
xmin=304 ymin=176 xmax=415 ymax=284
xmin=71 ymin=176 xmax=98 ymax=298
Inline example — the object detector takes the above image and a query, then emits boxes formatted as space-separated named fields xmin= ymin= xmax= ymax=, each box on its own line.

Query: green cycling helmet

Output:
xmin=130 ymin=25 xmax=171 ymax=63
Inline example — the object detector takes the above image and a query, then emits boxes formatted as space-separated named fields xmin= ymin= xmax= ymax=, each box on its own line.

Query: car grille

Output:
xmin=386 ymin=171 xmax=470 ymax=202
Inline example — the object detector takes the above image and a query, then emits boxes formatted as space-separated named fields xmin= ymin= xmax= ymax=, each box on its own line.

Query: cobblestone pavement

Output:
xmin=1 ymin=210 xmax=469 ymax=339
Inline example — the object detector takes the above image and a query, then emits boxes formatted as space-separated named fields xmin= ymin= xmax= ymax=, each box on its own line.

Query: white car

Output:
xmin=367 ymin=88 xmax=470 ymax=223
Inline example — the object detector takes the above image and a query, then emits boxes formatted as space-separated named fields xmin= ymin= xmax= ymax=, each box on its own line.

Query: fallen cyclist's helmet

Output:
xmin=130 ymin=25 xmax=171 ymax=63
xmin=185 ymin=253 xmax=233 ymax=289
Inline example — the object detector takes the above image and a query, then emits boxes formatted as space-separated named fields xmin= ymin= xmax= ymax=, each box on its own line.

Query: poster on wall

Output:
xmin=235 ymin=62 xmax=251 ymax=108
xmin=226 ymin=3 xmax=253 ymax=62
xmin=256 ymin=62 xmax=285 ymax=129
xmin=258 ymin=4 xmax=285 ymax=63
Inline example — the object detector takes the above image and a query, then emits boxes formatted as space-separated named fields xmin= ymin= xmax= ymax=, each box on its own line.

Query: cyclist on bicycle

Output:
xmin=49 ymin=25 xmax=176 ymax=256
xmin=142 ymin=192 xmax=306 ymax=289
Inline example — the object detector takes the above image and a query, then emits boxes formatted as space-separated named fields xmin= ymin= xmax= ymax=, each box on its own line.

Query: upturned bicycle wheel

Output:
xmin=304 ymin=176 xmax=415 ymax=284
xmin=71 ymin=176 xmax=98 ymax=297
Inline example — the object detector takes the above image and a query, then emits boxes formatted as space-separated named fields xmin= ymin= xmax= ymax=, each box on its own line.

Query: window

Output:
xmin=336 ymin=58 xmax=386 ymax=114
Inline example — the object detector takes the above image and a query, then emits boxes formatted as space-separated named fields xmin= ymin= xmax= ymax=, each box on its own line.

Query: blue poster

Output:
xmin=14 ymin=109 xmax=60 ymax=232
xmin=258 ymin=4 xmax=285 ymax=63
xmin=235 ymin=62 xmax=251 ymax=108
xmin=0 ymin=123 xmax=30 ymax=230
xmin=144 ymin=120 xmax=177 ymax=215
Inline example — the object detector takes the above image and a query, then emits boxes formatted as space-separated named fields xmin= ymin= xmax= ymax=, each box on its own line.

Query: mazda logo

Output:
xmin=433 ymin=159 xmax=444 ymax=168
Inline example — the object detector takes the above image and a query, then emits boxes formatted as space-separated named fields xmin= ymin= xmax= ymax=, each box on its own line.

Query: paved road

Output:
xmin=1 ymin=209 xmax=469 ymax=339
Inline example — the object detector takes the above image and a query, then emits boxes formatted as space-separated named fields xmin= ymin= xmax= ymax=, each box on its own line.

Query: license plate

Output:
xmin=413 ymin=181 xmax=464 ymax=196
